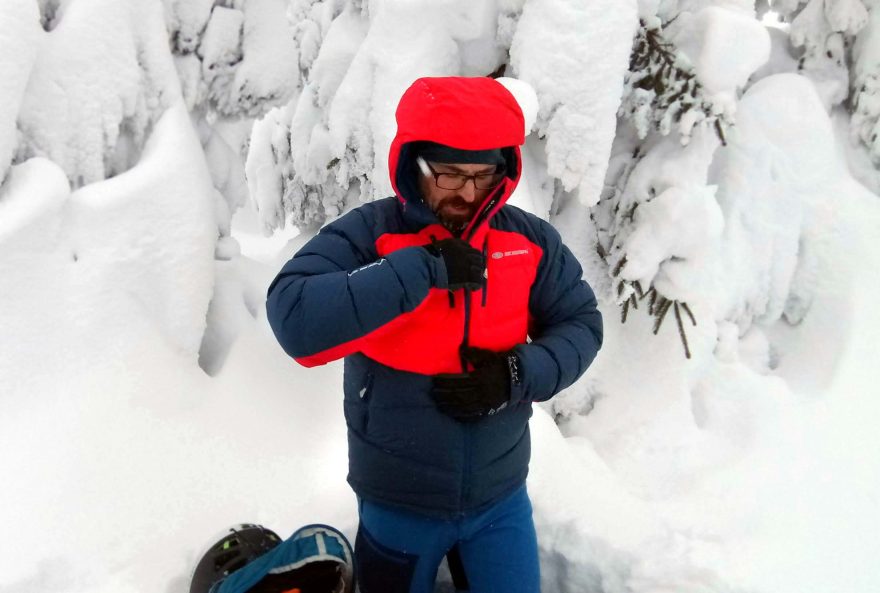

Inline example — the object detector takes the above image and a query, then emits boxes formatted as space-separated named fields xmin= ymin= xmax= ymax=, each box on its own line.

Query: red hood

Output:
xmin=388 ymin=77 xmax=526 ymax=241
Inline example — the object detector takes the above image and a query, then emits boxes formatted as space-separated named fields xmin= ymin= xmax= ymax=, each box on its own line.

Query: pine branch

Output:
xmin=653 ymin=298 xmax=672 ymax=334
xmin=633 ymin=281 xmax=645 ymax=299
xmin=674 ymin=302 xmax=692 ymax=359
xmin=681 ymin=302 xmax=697 ymax=326
xmin=622 ymin=21 xmax=732 ymax=143
xmin=616 ymin=281 xmax=698 ymax=359
xmin=714 ymin=119 xmax=727 ymax=146
xmin=612 ymin=255 xmax=628 ymax=278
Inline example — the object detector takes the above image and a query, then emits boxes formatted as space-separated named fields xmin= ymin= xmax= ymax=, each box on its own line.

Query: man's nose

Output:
xmin=458 ymin=179 xmax=478 ymax=202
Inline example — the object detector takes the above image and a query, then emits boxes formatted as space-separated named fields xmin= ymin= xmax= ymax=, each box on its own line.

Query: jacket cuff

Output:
xmin=385 ymin=245 xmax=448 ymax=291
xmin=420 ymin=246 xmax=449 ymax=289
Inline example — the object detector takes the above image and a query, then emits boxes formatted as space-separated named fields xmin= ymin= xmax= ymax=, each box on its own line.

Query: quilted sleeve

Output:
xmin=510 ymin=219 xmax=603 ymax=402
xmin=266 ymin=207 xmax=447 ymax=367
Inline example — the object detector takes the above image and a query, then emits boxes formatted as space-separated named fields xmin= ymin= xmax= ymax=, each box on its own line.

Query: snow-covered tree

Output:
xmin=5 ymin=0 xmax=298 ymax=255
xmin=772 ymin=0 xmax=868 ymax=107
xmin=619 ymin=21 xmax=733 ymax=145
xmin=163 ymin=0 xmax=299 ymax=257
xmin=593 ymin=2 xmax=769 ymax=357
xmin=247 ymin=0 xmax=371 ymax=233
xmin=850 ymin=2 xmax=880 ymax=162
xmin=769 ymin=0 xmax=880 ymax=162
xmin=166 ymin=0 xmax=298 ymax=118
xmin=0 ymin=1 xmax=41 ymax=186
xmin=246 ymin=0 xmax=636 ymax=236
xmin=13 ymin=0 xmax=178 ymax=188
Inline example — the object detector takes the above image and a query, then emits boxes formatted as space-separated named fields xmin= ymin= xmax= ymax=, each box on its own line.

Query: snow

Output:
xmin=245 ymin=102 xmax=295 ymax=232
xmin=497 ymin=76 xmax=539 ymax=134
xmin=15 ymin=0 xmax=177 ymax=187
xmin=0 ymin=0 xmax=42 ymax=184
xmin=749 ymin=24 xmax=799 ymax=83
xmin=235 ymin=0 xmax=299 ymax=114
xmin=310 ymin=8 xmax=369 ymax=110
xmin=174 ymin=0 xmax=297 ymax=120
xmin=163 ymin=0 xmax=214 ymax=54
xmin=0 ymin=103 xmax=216 ymax=376
xmin=852 ymin=6 xmax=880 ymax=163
xmin=711 ymin=73 xmax=848 ymax=334
xmin=824 ymin=0 xmax=869 ymax=35
xmin=667 ymin=7 xmax=771 ymax=101
xmin=510 ymin=0 xmax=639 ymax=206
xmin=2 ymin=3 xmax=880 ymax=593
xmin=619 ymin=184 xmax=724 ymax=301
xmin=556 ymin=181 xmax=880 ymax=593
xmin=199 ymin=6 xmax=245 ymax=74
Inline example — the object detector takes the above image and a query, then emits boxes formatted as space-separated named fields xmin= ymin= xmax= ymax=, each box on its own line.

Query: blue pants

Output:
xmin=354 ymin=485 xmax=540 ymax=593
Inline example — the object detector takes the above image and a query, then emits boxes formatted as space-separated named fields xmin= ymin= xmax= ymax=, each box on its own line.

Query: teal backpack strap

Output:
xmin=216 ymin=524 xmax=355 ymax=593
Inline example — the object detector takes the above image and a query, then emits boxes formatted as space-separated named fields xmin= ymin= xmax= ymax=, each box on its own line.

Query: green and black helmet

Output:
xmin=190 ymin=524 xmax=282 ymax=593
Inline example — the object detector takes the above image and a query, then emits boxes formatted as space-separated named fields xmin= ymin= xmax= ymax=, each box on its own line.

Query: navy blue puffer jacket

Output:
xmin=267 ymin=77 xmax=602 ymax=517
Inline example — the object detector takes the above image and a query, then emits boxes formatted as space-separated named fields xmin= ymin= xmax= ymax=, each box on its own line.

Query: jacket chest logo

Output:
xmin=491 ymin=249 xmax=530 ymax=260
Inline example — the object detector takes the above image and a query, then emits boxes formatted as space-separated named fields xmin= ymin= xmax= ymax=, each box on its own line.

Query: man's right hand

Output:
xmin=425 ymin=238 xmax=485 ymax=290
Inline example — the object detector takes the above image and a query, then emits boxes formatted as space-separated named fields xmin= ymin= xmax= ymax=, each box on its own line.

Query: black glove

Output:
xmin=425 ymin=238 xmax=485 ymax=291
xmin=431 ymin=347 xmax=518 ymax=423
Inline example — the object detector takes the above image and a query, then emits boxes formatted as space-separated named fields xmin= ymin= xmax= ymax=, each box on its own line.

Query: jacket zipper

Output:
xmin=459 ymin=288 xmax=472 ymax=512
xmin=457 ymin=188 xmax=501 ymax=512
xmin=481 ymin=238 xmax=488 ymax=307
xmin=459 ymin=287 xmax=471 ymax=371
xmin=463 ymin=184 xmax=503 ymax=244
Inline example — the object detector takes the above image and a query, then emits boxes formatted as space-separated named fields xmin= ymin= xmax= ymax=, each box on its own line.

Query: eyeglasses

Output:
xmin=416 ymin=157 xmax=506 ymax=191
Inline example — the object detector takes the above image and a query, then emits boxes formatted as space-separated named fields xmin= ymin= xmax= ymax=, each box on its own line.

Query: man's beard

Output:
xmin=432 ymin=197 xmax=480 ymax=236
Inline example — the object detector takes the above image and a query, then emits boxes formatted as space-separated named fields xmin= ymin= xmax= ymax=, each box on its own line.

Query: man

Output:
xmin=267 ymin=76 xmax=602 ymax=593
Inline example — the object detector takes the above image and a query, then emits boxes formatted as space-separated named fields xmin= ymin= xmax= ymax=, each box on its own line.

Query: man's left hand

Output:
xmin=431 ymin=347 xmax=517 ymax=422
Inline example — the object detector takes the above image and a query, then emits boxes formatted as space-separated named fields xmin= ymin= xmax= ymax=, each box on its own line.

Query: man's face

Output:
xmin=418 ymin=161 xmax=500 ymax=235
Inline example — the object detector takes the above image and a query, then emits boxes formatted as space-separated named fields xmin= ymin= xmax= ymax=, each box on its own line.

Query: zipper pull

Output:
xmin=481 ymin=238 xmax=489 ymax=307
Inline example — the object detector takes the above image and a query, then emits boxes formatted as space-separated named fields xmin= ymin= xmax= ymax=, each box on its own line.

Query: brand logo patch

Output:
xmin=348 ymin=259 xmax=385 ymax=277
xmin=491 ymin=249 xmax=530 ymax=260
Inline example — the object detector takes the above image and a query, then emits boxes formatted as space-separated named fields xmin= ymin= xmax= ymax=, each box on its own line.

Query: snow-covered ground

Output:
xmin=2 ymin=1 xmax=880 ymax=593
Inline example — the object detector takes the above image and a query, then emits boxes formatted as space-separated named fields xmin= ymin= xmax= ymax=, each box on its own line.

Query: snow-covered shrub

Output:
xmin=166 ymin=0 xmax=298 ymax=118
xmin=593 ymin=4 xmax=770 ymax=358
xmin=773 ymin=0 xmax=869 ymax=108
xmin=6 ymin=0 xmax=297 ymax=253
xmin=619 ymin=20 xmax=733 ymax=145
xmin=510 ymin=0 xmax=638 ymax=207
xmin=711 ymin=73 xmax=842 ymax=332
xmin=0 ymin=1 xmax=42 ymax=186
xmin=851 ymin=4 xmax=880 ymax=162
xmin=14 ymin=0 xmax=178 ymax=188
xmin=0 ymin=105 xmax=217 ymax=369
xmin=770 ymin=0 xmax=880 ymax=163
xmin=247 ymin=1 xmax=371 ymax=233
xmin=164 ymin=0 xmax=299 ymax=255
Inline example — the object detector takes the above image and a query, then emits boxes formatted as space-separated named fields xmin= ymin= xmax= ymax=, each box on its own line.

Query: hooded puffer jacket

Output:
xmin=267 ymin=76 xmax=602 ymax=517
